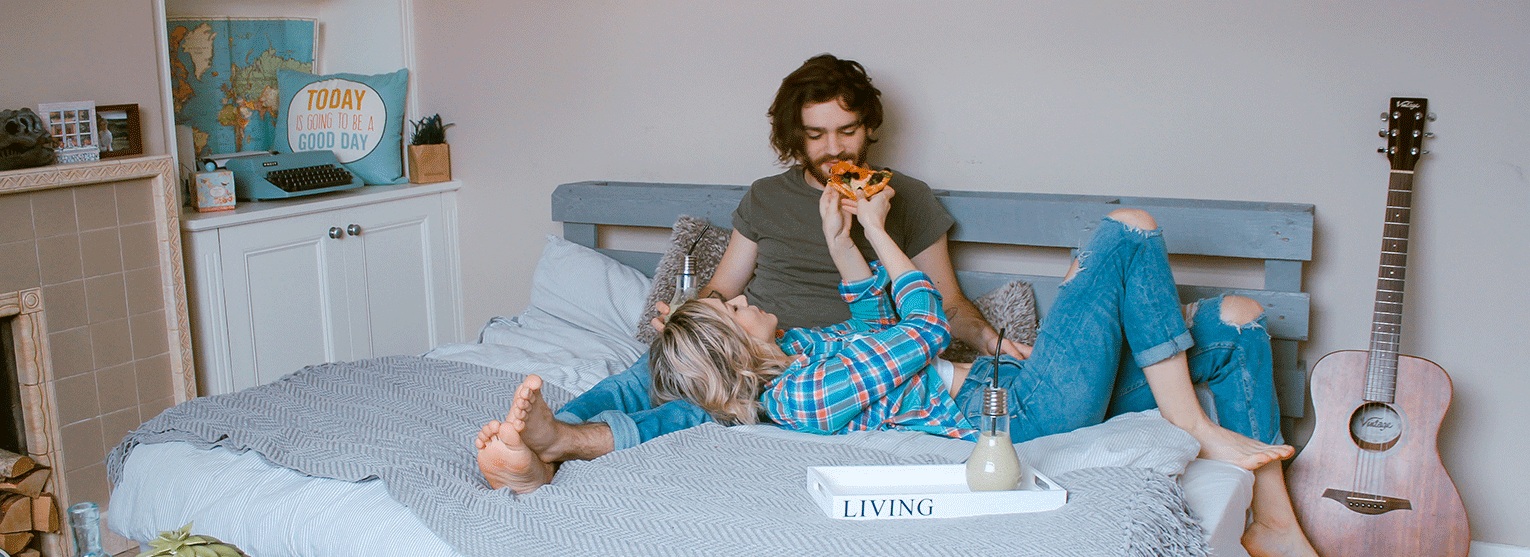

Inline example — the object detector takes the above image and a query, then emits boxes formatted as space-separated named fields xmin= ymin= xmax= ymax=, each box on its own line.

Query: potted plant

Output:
xmin=407 ymin=113 xmax=454 ymax=183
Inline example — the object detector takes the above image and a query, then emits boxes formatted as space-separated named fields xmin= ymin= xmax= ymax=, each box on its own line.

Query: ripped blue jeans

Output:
xmin=954 ymin=216 xmax=1283 ymax=445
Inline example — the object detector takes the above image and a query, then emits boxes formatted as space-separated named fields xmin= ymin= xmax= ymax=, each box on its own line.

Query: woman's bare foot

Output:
xmin=1242 ymin=518 xmax=1320 ymax=557
xmin=474 ymin=416 xmax=555 ymax=493
xmin=1187 ymin=421 xmax=1295 ymax=471
xmin=1242 ymin=460 xmax=1319 ymax=557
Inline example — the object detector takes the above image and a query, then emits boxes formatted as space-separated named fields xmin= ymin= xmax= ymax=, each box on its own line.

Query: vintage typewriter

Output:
xmin=225 ymin=150 xmax=364 ymax=200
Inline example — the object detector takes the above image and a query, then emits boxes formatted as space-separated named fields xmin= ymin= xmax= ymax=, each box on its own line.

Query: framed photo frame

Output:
xmin=37 ymin=101 xmax=100 ymax=164
xmin=96 ymin=104 xmax=143 ymax=158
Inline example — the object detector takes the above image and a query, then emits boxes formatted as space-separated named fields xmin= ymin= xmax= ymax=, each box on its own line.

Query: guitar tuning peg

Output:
xmin=1378 ymin=130 xmax=1387 ymax=138
xmin=1424 ymin=132 xmax=1435 ymax=138
xmin=1380 ymin=112 xmax=1388 ymax=121
xmin=1427 ymin=112 xmax=1437 ymax=121
xmin=1377 ymin=147 xmax=1388 ymax=154
xmin=1421 ymin=150 xmax=1430 ymax=155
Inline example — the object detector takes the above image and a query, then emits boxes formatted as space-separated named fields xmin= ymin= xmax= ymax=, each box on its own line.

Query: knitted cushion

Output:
xmin=939 ymin=279 xmax=1039 ymax=363
xmin=636 ymin=216 xmax=730 ymax=344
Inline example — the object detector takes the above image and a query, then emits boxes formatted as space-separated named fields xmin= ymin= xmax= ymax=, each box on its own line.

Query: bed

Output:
xmin=108 ymin=181 xmax=1314 ymax=557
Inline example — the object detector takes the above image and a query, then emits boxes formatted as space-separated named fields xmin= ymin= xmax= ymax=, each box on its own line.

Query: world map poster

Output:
xmin=167 ymin=18 xmax=315 ymax=159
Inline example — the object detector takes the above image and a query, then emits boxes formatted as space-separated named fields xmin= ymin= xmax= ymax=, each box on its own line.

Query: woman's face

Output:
xmin=698 ymin=294 xmax=778 ymax=344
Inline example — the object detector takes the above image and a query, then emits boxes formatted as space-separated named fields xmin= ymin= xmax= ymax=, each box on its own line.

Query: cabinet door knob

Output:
xmin=347 ymin=224 xmax=363 ymax=236
xmin=329 ymin=227 xmax=344 ymax=239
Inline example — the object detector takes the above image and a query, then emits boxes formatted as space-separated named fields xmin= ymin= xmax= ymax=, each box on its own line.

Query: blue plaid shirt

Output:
xmin=761 ymin=263 xmax=977 ymax=440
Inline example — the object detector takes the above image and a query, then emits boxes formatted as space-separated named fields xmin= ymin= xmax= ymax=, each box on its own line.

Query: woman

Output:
xmin=651 ymin=184 xmax=1317 ymax=557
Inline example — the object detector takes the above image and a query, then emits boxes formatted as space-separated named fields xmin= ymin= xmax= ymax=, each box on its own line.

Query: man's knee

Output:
xmin=1219 ymin=295 xmax=1265 ymax=326
xmin=1107 ymin=208 xmax=1158 ymax=231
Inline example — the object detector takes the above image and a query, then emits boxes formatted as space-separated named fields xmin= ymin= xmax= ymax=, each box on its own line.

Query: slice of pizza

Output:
xmin=827 ymin=160 xmax=892 ymax=199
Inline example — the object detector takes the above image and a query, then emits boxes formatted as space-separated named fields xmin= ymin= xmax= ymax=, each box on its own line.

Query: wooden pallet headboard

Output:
xmin=553 ymin=180 xmax=1314 ymax=419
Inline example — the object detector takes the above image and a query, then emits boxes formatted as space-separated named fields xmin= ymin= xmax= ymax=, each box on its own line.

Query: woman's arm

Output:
xmin=850 ymin=187 xmax=918 ymax=280
xmin=764 ymin=268 xmax=950 ymax=434
xmin=819 ymin=185 xmax=871 ymax=283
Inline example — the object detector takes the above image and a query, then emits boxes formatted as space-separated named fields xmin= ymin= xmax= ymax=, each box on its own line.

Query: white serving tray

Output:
xmin=807 ymin=464 xmax=1067 ymax=520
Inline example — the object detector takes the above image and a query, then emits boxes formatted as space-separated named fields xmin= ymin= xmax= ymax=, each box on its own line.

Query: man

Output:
xmin=477 ymin=53 xmax=1020 ymax=489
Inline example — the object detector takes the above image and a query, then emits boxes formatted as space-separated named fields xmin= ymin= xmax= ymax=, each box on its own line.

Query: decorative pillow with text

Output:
xmin=274 ymin=68 xmax=409 ymax=184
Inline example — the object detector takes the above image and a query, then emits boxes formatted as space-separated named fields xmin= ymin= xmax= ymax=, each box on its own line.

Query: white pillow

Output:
xmin=524 ymin=235 xmax=652 ymax=341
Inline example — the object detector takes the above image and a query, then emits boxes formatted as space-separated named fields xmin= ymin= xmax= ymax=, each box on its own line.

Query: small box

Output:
xmin=806 ymin=464 xmax=1066 ymax=520
xmin=193 ymin=170 xmax=237 ymax=212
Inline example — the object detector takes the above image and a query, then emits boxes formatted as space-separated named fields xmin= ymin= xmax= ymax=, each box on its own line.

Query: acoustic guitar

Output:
xmin=1285 ymin=97 xmax=1469 ymax=556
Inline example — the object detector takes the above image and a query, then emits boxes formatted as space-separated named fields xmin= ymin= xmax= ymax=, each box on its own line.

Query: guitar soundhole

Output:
xmin=1349 ymin=402 xmax=1402 ymax=451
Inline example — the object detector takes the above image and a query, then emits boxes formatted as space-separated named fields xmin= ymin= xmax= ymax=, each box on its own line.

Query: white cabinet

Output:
xmin=182 ymin=182 xmax=463 ymax=395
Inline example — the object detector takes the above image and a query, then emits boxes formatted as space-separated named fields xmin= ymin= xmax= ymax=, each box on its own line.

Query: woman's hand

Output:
xmin=854 ymin=186 xmax=895 ymax=234
xmin=819 ymin=184 xmax=855 ymax=250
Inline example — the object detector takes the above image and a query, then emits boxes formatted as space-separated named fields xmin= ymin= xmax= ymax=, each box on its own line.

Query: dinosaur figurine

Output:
xmin=0 ymin=108 xmax=57 ymax=171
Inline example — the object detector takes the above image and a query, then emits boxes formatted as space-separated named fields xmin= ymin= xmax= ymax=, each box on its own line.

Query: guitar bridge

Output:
xmin=1322 ymin=488 xmax=1412 ymax=515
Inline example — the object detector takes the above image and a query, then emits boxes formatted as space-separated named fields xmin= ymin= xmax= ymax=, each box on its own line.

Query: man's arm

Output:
xmin=909 ymin=234 xmax=1031 ymax=359
xmin=699 ymin=229 xmax=758 ymax=299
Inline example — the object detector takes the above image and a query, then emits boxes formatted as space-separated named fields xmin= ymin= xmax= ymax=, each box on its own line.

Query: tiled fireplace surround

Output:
xmin=1 ymin=156 xmax=194 ymax=556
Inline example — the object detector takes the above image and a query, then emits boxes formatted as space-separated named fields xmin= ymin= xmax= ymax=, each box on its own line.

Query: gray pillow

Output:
xmin=939 ymin=279 xmax=1039 ymax=363
xmin=636 ymin=216 xmax=730 ymax=344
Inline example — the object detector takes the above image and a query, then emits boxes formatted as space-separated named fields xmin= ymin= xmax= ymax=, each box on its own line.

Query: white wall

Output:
xmin=412 ymin=0 xmax=1529 ymax=546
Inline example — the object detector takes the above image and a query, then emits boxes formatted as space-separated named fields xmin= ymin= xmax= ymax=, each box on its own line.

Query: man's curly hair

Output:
xmin=767 ymin=54 xmax=883 ymax=167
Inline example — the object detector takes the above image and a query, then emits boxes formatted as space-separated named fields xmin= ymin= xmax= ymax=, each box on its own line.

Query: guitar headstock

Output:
xmin=1380 ymin=97 xmax=1433 ymax=172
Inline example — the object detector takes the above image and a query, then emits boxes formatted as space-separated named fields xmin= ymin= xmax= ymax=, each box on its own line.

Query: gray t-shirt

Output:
xmin=732 ymin=167 xmax=955 ymax=330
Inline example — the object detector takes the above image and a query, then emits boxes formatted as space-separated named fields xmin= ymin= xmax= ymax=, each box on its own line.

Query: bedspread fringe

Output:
xmin=1123 ymin=470 xmax=1211 ymax=557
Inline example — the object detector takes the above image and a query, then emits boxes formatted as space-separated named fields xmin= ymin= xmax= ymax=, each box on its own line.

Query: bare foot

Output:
xmin=509 ymin=374 xmax=617 ymax=462
xmin=474 ymin=416 xmax=554 ymax=494
xmin=1187 ymin=422 xmax=1295 ymax=471
xmin=511 ymin=375 xmax=560 ymax=454
xmin=1242 ymin=520 xmax=1319 ymax=557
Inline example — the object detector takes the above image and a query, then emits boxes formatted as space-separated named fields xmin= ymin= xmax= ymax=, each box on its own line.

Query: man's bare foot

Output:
xmin=474 ymin=417 xmax=554 ymax=494
xmin=509 ymin=375 xmax=616 ymax=462
xmin=1242 ymin=520 xmax=1319 ymax=557
xmin=510 ymin=375 xmax=561 ymax=455
xmin=1187 ymin=422 xmax=1295 ymax=471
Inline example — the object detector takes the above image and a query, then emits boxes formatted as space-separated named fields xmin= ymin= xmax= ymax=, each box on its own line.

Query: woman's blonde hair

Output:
xmin=649 ymin=299 xmax=790 ymax=425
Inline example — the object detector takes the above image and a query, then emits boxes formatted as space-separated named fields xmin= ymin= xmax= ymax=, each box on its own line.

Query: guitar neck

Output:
xmin=1366 ymin=170 xmax=1412 ymax=402
xmin=1366 ymin=96 xmax=1429 ymax=403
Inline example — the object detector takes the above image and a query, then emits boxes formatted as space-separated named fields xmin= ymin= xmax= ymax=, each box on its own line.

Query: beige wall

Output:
xmin=412 ymin=0 xmax=1530 ymax=547
xmin=5 ymin=0 xmax=168 ymax=157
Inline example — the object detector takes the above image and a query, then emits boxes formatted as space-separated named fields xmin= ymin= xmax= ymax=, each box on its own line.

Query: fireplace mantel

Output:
xmin=1 ymin=155 xmax=195 ymax=556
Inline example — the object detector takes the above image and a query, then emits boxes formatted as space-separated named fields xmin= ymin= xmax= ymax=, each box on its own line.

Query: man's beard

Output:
xmin=803 ymin=146 xmax=868 ymax=186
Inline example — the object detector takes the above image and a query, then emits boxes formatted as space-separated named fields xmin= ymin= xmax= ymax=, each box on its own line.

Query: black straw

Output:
xmin=990 ymin=327 xmax=1004 ymax=390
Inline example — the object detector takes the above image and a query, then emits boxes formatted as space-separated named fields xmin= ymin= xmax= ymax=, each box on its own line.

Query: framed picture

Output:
xmin=37 ymin=101 xmax=100 ymax=164
xmin=96 ymin=104 xmax=143 ymax=158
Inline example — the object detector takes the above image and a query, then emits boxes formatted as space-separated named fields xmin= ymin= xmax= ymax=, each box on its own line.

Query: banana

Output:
xmin=191 ymin=545 xmax=218 ymax=557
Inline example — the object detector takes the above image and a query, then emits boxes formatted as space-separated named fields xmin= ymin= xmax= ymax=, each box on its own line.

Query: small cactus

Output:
xmin=136 ymin=523 xmax=246 ymax=557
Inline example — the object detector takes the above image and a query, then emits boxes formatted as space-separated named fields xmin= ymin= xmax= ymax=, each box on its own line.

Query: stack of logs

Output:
xmin=0 ymin=449 xmax=58 ymax=557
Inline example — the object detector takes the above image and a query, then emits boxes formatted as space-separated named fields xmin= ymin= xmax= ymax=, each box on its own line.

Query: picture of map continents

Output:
xmin=167 ymin=18 xmax=315 ymax=158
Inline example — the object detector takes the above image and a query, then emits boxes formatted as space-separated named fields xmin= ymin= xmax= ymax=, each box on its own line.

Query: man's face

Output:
xmin=800 ymin=98 xmax=869 ymax=187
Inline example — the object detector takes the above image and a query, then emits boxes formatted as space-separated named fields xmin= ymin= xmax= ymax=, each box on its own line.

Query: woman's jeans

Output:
xmin=953 ymin=217 xmax=1283 ymax=445
xmin=553 ymin=355 xmax=713 ymax=451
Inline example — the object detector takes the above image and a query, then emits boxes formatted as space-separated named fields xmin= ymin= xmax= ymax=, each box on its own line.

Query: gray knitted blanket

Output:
xmin=108 ymin=356 xmax=1207 ymax=557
